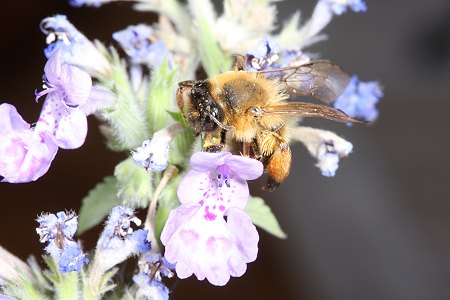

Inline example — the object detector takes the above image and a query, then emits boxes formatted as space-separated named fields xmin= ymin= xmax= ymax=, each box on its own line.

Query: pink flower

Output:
xmin=0 ymin=104 xmax=58 ymax=183
xmin=161 ymin=152 xmax=263 ymax=286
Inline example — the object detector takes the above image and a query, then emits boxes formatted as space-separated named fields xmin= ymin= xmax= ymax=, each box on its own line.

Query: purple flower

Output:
xmin=113 ymin=24 xmax=171 ymax=69
xmin=160 ymin=152 xmax=263 ymax=286
xmin=0 ymin=104 xmax=58 ymax=183
xmin=333 ymin=75 xmax=383 ymax=123
xmin=95 ymin=206 xmax=151 ymax=271
xmin=36 ymin=211 xmax=89 ymax=272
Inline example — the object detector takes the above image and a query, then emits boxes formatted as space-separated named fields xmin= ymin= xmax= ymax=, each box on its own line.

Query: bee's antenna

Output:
xmin=208 ymin=113 xmax=234 ymax=131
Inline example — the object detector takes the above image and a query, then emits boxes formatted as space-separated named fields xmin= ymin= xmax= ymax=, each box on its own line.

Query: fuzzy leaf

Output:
xmin=1 ymin=277 xmax=47 ymax=300
xmin=197 ymin=17 xmax=232 ymax=75
xmin=100 ymin=47 xmax=148 ymax=150
xmin=78 ymin=176 xmax=122 ymax=235
xmin=246 ymin=196 xmax=287 ymax=239
xmin=53 ymin=270 xmax=80 ymax=300
xmin=146 ymin=59 xmax=179 ymax=134
xmin=115 ymin=158 xmax=153 ymax=208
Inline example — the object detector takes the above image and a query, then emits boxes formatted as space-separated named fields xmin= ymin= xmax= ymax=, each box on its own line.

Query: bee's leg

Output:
xmin=264 ymin=177 xmax=281 ymax=192
xmin=242 ymin=142 xmax=251 ymax=157
xmin=250 ymin=140 xmax=263 ymax=161
xmin=262 ymin=141 xmax=292 ymax=192
xmin=203 ymin=129 xmax=224 ymax=152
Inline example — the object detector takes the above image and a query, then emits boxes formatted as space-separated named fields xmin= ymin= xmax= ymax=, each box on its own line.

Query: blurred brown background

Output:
xmin=1 ymin=0 xmax=450 ymax=299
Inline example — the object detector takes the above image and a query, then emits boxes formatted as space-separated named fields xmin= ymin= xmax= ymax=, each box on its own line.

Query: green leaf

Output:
xmin=166 ymin=111 xmax=184 ymax=124
xmin=78 ymin=176 xmax=122 ymax=235
xmin=146 ymin=60 xmax=179 ymax=134
xmin=246 ymin=196 xmax=287 ymax=239
xmin=115 ymin=158 xmax=153 ymax=208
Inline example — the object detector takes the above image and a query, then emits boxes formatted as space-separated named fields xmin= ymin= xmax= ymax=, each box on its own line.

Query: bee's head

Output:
xmin=190 ymin=80 xmax=223 ymax=132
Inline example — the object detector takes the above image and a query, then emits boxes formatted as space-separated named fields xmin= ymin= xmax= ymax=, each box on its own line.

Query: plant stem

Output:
xmin=144 ymin=165 xmax=178 ymax=253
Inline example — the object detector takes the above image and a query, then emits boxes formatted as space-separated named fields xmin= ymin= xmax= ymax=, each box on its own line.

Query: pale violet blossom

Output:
xmin=0 ymin=104 xmax=58 ymax=183
xmin=161 ymin=152 xmax=263 ymax=286
xmin=35 ymin=49 xmax=91 ymax=149
xmin=0 ymin=48 xmax=115 ymax=183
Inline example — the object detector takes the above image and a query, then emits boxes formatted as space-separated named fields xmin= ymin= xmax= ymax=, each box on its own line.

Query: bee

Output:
xmin=177 ymin=55 xmax=360 ymax=191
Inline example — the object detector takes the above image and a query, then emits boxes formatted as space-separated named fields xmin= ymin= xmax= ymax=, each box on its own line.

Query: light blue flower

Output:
xmin=99 ymin=206 xmax=150 ymax=251
xmin=246 ymin=37 xmax=280 ymax=71
xmin=59 ymin=241 xmax=90 ymax=272
xmin=144 ymin=253 xmax=175 ymax=279
xmin=133 ymin=273 xmax=170 ymax=300
xmin=113 ymin=24 xmax=171 ymax=69
xmin=69 ymin=0 xmax=104 ymax=7
xmin=95 ymin=206 xmax=151 ymax=271
xmin=324 ymin=0 xmax=367 ymax=15
xmin=333 ymin=75 xmax=383 ymax=123
xmin=36 ymin=211 xmax=89 ymax=272
xmin=132 ymin=139 xmax=169 ymax=172
xmin=40 ymin=15 xmax=111 ymax=77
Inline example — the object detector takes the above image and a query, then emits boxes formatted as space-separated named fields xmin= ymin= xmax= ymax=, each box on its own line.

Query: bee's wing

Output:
xmin=261 ymin=102 xmax=361 ymax=123
xmin=257 ymin=61 xmax=351 ymax=103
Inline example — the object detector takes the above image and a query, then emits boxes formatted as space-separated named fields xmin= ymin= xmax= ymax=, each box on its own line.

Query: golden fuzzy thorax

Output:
xmin=208 ymin=71 xmax=289 ymax=143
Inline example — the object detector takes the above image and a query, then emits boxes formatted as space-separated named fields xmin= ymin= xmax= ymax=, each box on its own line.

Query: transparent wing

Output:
xmin=261 ymin=102 xmax=361 ymax=123
xmin=256 ymin=61 xmax=351 ymax=103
